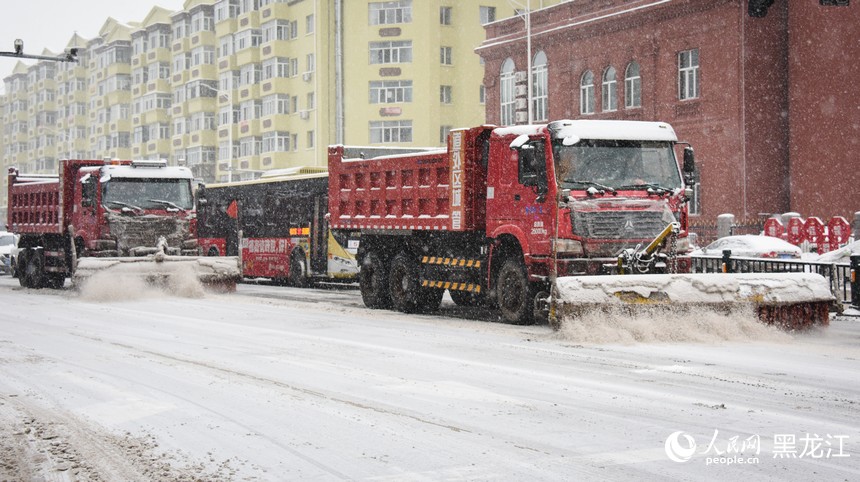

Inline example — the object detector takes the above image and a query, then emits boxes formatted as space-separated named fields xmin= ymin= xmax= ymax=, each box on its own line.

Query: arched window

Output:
xmin=531 ymin=50 xmax=548 ymax=122
xmin=580 ymin=70 xmax=594 ymax=115
xmin=500 ymin=58 xmax=515 ymax=125
xmin=602 ymin=66 xmax=617 ymax=112
xmin=625 ymin=61 xmax=641 ymax=108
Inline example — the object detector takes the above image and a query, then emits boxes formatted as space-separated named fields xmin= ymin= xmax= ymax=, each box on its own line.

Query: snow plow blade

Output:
xmin=552 ymin=272 xmax=834 ymax=331
xmin=72 ymin=255 xmax=242 ymax=292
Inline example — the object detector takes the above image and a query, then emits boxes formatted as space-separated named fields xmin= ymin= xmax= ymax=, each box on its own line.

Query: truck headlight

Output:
xmin=554 ymin=239 xmax=583 ymax=255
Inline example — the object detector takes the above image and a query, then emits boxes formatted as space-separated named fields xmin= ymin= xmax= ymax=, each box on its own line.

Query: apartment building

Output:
xmin=2 ymin=0 xmax=562 ymax=213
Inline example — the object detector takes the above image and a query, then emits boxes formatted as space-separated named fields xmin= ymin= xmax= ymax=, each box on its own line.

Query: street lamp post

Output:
xmin=0 ymin=39 xmax=79 ymax=63
xmin=508 ymin=0 xmax=533 ymax=124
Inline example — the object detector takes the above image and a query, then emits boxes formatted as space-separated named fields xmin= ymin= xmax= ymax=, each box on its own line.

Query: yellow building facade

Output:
xmin=2 ymin=0 xmax=562 ymax=210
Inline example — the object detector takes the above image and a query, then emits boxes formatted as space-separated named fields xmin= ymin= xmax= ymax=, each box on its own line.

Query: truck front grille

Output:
xmin=107 ymin=213 xmax=190 ymax=255
xmin=572 ymin=210 xmax=670 ymax=240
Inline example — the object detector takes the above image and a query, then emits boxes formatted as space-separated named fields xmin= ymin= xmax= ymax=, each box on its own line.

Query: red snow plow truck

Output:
xmin=7 ymin=159 xmax=240 ymax=290
xmin=328 ymin=120 xmax=832 ymax=329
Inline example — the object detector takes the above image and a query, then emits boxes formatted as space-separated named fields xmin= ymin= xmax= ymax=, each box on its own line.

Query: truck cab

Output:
xmin=490 ymin=120 xmax=693 ymax=282
xmin=73 ymin=159 xmax=197 ymax=257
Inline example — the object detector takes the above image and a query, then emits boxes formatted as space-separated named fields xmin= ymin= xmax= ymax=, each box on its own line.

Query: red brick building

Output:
xmin=477 ymin=0 xmax=859 ymax=230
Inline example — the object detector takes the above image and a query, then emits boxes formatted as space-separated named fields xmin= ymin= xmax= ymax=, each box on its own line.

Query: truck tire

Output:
xmin=359 ymin=251 xmax=390 ymax=309
xmin=45 ymin=273 xmax=66 ymax=289
xmin=388 ymin=252 xmax=422 ymax=313
xmin=290 ymin=252 xmax=309 ymax=288
xmin=22 ymin=250 xmax=46 ymax=289
xmin=16 ymin=251 xmax=30 ymax=288
xmin=418 ymin=287 xmax=444 ymax=312
xmin=387 ymin=253 xmax=443 ymax=314
xmin=496 ymin=258 xmax=533 ymax=324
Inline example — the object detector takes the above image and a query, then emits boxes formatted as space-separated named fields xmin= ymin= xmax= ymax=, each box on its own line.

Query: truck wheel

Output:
xmin=45 ymin=273 xmax=66 ymax=289
xmin=359 ymin=251 xmax=390 ymax=309
xmin=22 ymin=250 xmax=46 ymax=289
xmin=388 ymin=252 xmax=422 ymax=313
xmin=417 ymin=287 xmax=444 ymax=313
xmin=16 ymin=251 xmax=30 ymax=288
xmin=290 ymin=252 xmax=309 ymax=288
xmin=496 ymin=258 xmax=533 ymax=324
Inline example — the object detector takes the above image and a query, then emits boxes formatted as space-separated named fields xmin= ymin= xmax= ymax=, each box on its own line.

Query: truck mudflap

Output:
xmin=551 ymin=272 xmax=834 ymax=331
xmin=72 ymin=254 xmax=242 ymax=293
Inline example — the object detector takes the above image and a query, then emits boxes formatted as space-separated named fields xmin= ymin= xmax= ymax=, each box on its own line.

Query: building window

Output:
xmin=263 ymin=94 xmax=291 ymax=116
xmin=306 ymin=14 xmax=314 ymax=34
xmin=580 ymin=70 xmax=595 ymax=115
xmin=532 ymin=50 xmax=548 ymax=122
xmin=602 ymin=66 xmax=617 ymax=112
xmin=679 ymin=48 xmax=699 ymax=100
xmin=369 ymin=41 xmax=412 ymax=64
xmin=307 ymin=130 xmax=315 ymax=148
xmin=479 ymin=6 xmax=496 ymax=24
xmin=440 ymin=125 xmax=452 ymax=144
xmin=370 ymin=120 xmax=413 ymax=143
xmin=369 ymin=0 xmax=412 ymax=25
xmin=625 ymin=61 xmax=641 ymax=109
xmin=440 ymin=85 xmax=452 ymax=104
xmin=370 ymin=80 xmax=413 ymax=104
xmin=263 ymin=57 xmax=290 ymax=79
xmin=500 ymin=58 xmax=515 ymax=125
xmin=479 ymin=85 xmax=486 ymax=104
xmin=440 ymin=6 xmax=452 ymax=25
xmin=440 ymin=46 xmax=452 ymax=65
xmin=262 ymin=20 xmax=290 ymax=43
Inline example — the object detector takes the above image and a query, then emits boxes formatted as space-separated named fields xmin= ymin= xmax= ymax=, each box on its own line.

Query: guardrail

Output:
xmin=691 ymin=251 xmax=857 ymax=310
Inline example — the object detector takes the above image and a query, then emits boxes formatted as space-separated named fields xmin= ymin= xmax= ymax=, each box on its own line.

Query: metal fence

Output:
xmin=691 ymin=253 xmax=855 ymax=307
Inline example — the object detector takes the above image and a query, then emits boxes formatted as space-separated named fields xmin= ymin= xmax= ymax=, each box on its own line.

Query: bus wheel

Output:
xmin=359 ymin=251 xmax=390 ymax=309
xmin=290 ymin=252 xmax=309 ymax=288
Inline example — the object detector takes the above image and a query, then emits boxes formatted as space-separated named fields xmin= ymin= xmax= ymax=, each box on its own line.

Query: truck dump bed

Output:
xmin=7 ymin=174 xmax=63 ymax=235
xmin=327 ymin=126 xmax=492 ymax=233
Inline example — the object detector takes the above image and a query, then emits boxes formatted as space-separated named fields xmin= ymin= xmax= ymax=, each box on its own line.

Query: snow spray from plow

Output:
xmin=552 ymin=272 xmax=834 ymax=332
xmin=72 ymin=237 xmax=242 ymax=294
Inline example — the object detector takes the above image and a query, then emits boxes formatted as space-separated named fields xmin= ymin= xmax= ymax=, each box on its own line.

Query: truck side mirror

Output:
xmin=682 ymin=146 xmax=696 ymax=186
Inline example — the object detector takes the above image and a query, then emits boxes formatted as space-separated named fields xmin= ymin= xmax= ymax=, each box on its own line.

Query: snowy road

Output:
xmin=0 ymin=276 xmax=858 ymax=481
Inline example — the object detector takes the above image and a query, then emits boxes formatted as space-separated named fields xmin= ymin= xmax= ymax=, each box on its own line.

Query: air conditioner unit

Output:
xmin=302 ymin=72 xmax=312 ymax=82
xmin=299 ymin=110 xmax=310 ymax=120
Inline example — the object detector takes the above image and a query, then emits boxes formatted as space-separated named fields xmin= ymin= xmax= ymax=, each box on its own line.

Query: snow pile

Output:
xmin=77 ymin=263 xmax=206 ymax=302
xmin=555 ymin=304 xmax=791 ymax=344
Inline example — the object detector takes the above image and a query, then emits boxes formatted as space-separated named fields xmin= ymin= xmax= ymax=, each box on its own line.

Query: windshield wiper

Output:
xmin=567 ymin=179 xmax=617 ymax=194
xmin=148 ymin=199 xmax=187 ymax=212
xmin=618 ymin=183 xmax=672 ymax=195
xmin=104 ymin=200 xmax=144 ymax=213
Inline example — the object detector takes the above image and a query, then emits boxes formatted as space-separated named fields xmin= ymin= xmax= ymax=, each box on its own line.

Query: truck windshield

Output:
xmin=102 ymin=179 xmax=193 ymax=210
xmin=552 ymin=140 xmax=682 ymax=191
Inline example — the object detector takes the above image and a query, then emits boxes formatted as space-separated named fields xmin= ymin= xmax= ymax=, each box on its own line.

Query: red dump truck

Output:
xmin=7 ymin=159 xmax=203 ymax=288
xmin=328 ymin=120 xmax=697 ymax=324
